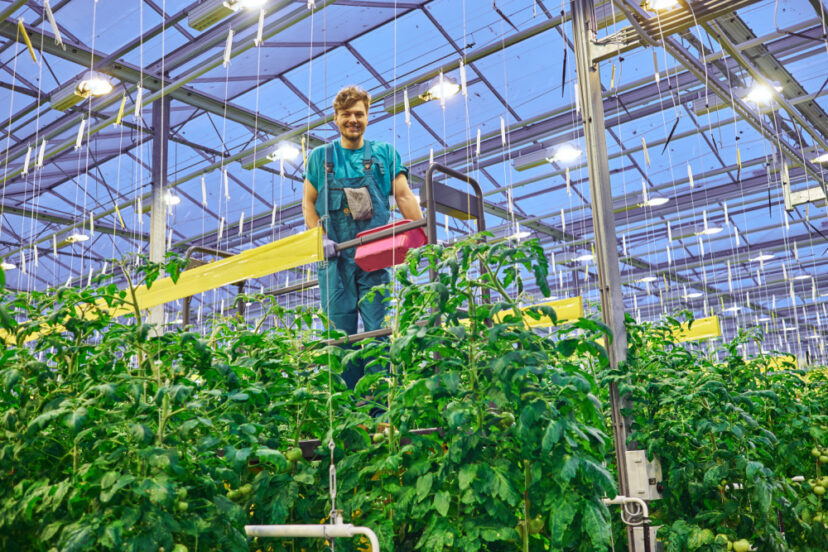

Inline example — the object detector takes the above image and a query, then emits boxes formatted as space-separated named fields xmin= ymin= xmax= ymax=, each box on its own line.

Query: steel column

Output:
xmin=149 ymin=96 xmax=171 ymax=328
xmin=571 ymin=1 xmax=636 ymax=550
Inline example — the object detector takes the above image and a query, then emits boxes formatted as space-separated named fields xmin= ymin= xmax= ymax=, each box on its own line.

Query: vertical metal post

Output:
xmin=149 ymin=95 xmax=171 ymax=329
xmin=570 ymin=1 xmax=636 ymax=550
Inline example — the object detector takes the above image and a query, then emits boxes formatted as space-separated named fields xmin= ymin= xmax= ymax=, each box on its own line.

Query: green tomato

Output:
xmin=819 ymin=455 xmax=828 ymax=464
xmin=813 ymin=447 xmax=822 ymax=458
xmin=227 ymin=489 xmax=241 ymax=501
xmin=238 ymin=483 xmax=253 ymax=497
xmin=814 ymin=485 xmax=826 ymax=496
xmin=732 ymin=539 xmax=750 ymax=552
xmin=172 ymin=545 xmax=188 ymax=552
xmin=285 ymin=447 xmax=303 ymax=462
xmin=176 ymin=487 xmax=188 ymax=500
xmin=498 ymin=412 xmax=516 ymax=429
xmin=528 ymin=516 xmax=544 ymax=534
xmin=372 ymin=432 xmax=386 ymax=444
xmin=175 ymin=501 xmax=189 ymax=512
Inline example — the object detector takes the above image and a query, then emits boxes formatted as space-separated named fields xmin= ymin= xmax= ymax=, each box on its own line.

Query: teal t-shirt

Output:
xmin=303 ymin=139 xmax=408 ymax=197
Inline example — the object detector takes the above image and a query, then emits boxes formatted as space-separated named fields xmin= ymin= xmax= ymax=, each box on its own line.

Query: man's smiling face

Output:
xmin=335 ymin=101 xmax=368 ymax=143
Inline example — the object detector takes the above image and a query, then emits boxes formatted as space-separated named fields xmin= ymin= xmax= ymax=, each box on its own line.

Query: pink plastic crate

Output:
xmin=354 ymin=219 xmax=428 ymax=271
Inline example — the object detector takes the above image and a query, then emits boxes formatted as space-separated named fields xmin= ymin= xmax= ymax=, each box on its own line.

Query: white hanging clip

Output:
xmin=641 ymin=180 xmax=648 ymax=203
xmin=653 ymin=49 xmax=660 ymax=83
xmin=36 ymin=139 xmax=47 ymax=169
xmin=476 ymin=128 xmax=481 ymax=157
xmin=687 ymin=163 xmax=694 ymax=187
xmin=438 ymin=71 xmax=446 ymax=109
xmin=223 ymin=29 xmax=235 ymax=68
xmin=271 ymin=203 xmax=277 ymax=227
xmin=89 ymin=212 xmax=94 ymax=236
xmin=560 ymin=209 xmax=566 ymax=232
xmin=201 ymin=175 xmax=207 ymax=205
xmin=500 ymin=116 xmax=506 ymax=147
xmin=74 ymin=118 xmax=86 ymax=151
xmin=403 ymin=88 xmax=411 ymax=127
xmin=217 ymin=217 xmax=225 ymax=242
xmin=460 ymin=60 xmax=468 ymax=96
xmin=52 ymin=235 xmax=57 ymax=258
xmin=224 ymin=169 xmax=230 ymax=200
xmin=239 ymin=211 xmax=245 ymax=237
xmin=43 ymin=0 xmax=65 ymax=50
xmin=429 ymin=148 xmax=434 ymax=166
xmin=22 ymin=145 xmax=32 ymax=175
xmin=254 ymin=8 xmax=265 ymax=47
xmin=20 ymin=250 xmax=25 ymax=274
xmin=134 ymin=86 xmax=143 ymax=121
xmin=565 ymin=168 xmax=571 ymax=196
xmin=33 ymin=245 xmax=38 ymax=268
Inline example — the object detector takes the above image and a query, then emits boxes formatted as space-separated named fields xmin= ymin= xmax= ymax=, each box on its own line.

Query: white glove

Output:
xmin=322 ymin=237 xmax=338 ymax=259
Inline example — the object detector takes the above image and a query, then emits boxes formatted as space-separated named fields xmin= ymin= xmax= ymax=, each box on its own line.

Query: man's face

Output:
xmin=335 ymin=101 xmax=368 ymax=142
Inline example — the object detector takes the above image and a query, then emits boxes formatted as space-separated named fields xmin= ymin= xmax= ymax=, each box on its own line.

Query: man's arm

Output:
xmin=392 ymin=173 xmax=424 ymax=221
xmin=302 ymin=179 xmax=321 ymax=230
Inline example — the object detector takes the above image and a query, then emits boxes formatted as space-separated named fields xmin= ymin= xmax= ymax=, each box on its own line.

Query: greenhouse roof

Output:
xmin=0 ymin=0 xmax=826 ymax=362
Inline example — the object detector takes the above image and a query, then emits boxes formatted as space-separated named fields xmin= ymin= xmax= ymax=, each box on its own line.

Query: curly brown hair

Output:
xmin=333 ymin=85 xmax=371 ymax=114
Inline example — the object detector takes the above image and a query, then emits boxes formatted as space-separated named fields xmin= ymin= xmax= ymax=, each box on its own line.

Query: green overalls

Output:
xmin=315 ymin=141 xmax=391 ymax=387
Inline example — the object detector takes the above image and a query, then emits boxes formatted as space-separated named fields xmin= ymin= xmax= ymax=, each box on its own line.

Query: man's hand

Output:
xmin=323 ymin=237 xmax=339 ymax=259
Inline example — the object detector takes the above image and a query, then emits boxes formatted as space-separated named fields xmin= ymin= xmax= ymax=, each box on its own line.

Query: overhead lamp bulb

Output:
xmin=697 ymin=226 xmax=723 ymax=236
xmin=642 ymin=196 xmax=669 ymax=207
xmin=422 ymin=76 xmax=461 ymax=101
xmin=269 ymin=142 xmax=300 ymax=162
xmin=792 ymin=274 xmax=810 ymax=281
xmin=76 ymin=70 xmax=113 ymax=98
xmin=723 ymin=306 xmax=741 ymax=313
xmin=548 ymin=143 xmax=582 ymax=165
xmin=1 ymin=261 xmax=15 ymax=270
xmin=641 ymin=0 xmax=679 ymax=11
xmin=574 ymin=253 xmax=593 ymax=262
xmin=756 ymin=316 xmax=772 ymax=322
xmin=637 ymin=276 xmax=658 ymax=283
xmin=67 ymin=232 xmax=90 ymax=243
xmin=742 ymin=83 xmax=782 ymax=106
xmin=750 ymin=253 xmax=775 ymax=262
xmin=164 ymin=191 xmax=181 ymax=206
xmin=233 ymin=0 xmax=267 ymax=9
xmin=683 ymin=292 xmax=703 ymax=299
xmin=783 ymin=326 xmax=798 ymax=332
xmin=811 ymin=152 xmax=828 ymax=164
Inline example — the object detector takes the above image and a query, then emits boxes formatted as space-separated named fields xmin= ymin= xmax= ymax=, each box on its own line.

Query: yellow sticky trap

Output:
xmin=17 ymin=19 xmax=38 ymax=63
xmin=758 ymin=354 xmax=797 ymax=374
xmin=491 ymin=296 xmax=585 ymax=327
xmin=641 ymin=137 xmax=650 ymax=166
xmin=673 ymin=316 xmax=721 ymax=342
xmin=115 ymin=95 xmax=127 ymax=126
xmin=114 ymin=203 xmax=125 ymax=229
xmin=18 ymin=22 xmax=37 ymax=63
xmin=301 ymin=136 xmax=307 ymax=167
xmin=610 ymin=64 xmax=616 ymax=89
xmin=662 ymin=274 xmax=668 ymax=291
xmin=2 ymin=228 xmax=324 ymax=344
xmin=720 ymin=297 xmax=725 ymax=311
xmin=736 ymin=147 xmax=742 ymax=170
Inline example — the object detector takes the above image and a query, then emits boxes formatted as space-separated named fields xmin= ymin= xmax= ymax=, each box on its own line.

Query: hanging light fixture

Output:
xmin=756 ymin=316 xmax=772 ymax=323
xmin=574 ymin=253 xmax=593 ymax=262
xmin=810 ymin=152 xmax=828 ymax=164
xmin=683 ymin=292 xmax=703 ymax=299
xmin=189 ymin=0 xmax=266 ymax=30
xmin=742 ymin=82 xmax=782 ymax=106
xmin=1 ymin=261 xmax=16 ymax=270
xmin=421 ymin=75 xmax=461 ymax=101
xmin=641 ymin=196 xmax=670 ymax=208
xmin=547 ymin=143 xmax=582 ymax=165
xmin=637 ymin=276 xmax=658 ymax=283
xmin=696 ymin=226 xmax=723 ymax=236
xmin=66 ymin=233 xmax=90 ymax=243
xmin=268 ymin=142 xmax=300 ymax=162
xmin=240 ymin=142 xmax=301 ymax=169
xmin=51 ymin=70 xmax=115 ymax=111
xmin=750 ymin=253 xmax=775 ymax=262
xmin=164 ymin=191 xmax=182 ymax=206
xmin=641 ymin=0 xmax=679 ymax=11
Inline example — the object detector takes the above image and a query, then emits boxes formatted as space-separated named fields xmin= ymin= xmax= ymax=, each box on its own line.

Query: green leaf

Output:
xmin=583 ymin=500 xmax=611 ymax=549
xmin=63 ymin=407 xmax=88 ymax=434
xmin=458 ymin=464 xmax=477 ymax=491
xmin=433 ymin=490 xmax=451 ymax=516
xmin=549 ymin=499 xmax=579 ymax=547
xmin=416 ymin=472 xmax=433 ymax=502
xmin=542 ymin=419 xmax=564 ymax=453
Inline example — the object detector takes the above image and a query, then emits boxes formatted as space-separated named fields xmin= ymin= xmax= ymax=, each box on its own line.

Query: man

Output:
xmin=302 ymin=85 xmax=423 ymax=388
